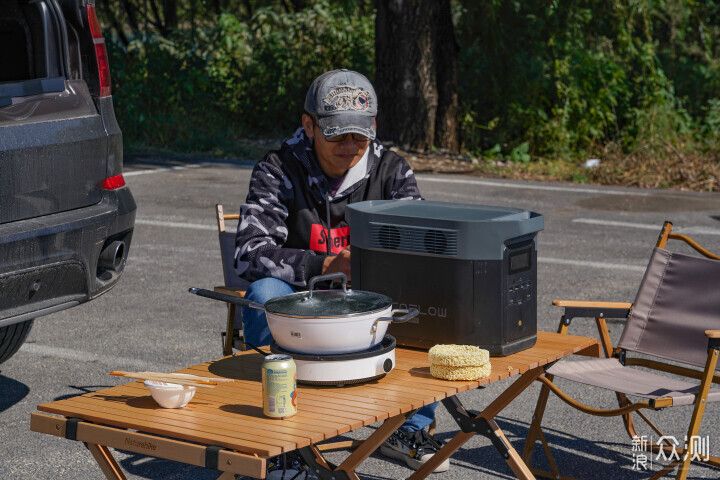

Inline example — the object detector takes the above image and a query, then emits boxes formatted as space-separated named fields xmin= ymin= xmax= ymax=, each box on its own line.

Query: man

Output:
xmin=234 ymin=69 xmax=449 ymax=474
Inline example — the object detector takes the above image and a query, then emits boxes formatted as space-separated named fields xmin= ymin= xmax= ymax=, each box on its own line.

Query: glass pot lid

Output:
xmin=264 ymin=289 xmax=393 ymax=318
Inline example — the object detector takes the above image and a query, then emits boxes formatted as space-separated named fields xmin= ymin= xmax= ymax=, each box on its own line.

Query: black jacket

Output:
xmin=235 ymin=127 xmax=422 ymax=287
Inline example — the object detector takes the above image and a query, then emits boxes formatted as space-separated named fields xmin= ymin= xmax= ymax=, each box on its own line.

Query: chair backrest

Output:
xmin=216 ymin=204 xmax=250 ymax=290
xmin=618 ymin=246 xmax=720 ymax=371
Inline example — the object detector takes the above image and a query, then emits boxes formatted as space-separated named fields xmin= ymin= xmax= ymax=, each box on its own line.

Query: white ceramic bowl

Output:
xmin=144 ymin=377 xmax=196 ymax=408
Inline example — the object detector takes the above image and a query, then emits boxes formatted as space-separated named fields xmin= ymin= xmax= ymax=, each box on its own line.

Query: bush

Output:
xmin=107 ymin=1 xmax=374 ymax=153
xmin=455 ymin=1 xmax=720 ymax=165
xmin=105 ymin=0 xmax=719 ymax=190
xmin=108 ymin=33 xmax=226 ymax=153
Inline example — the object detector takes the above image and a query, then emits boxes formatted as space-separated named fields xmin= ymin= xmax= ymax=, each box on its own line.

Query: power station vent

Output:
xmin=369 ymin=223 xmax=458 ymax=256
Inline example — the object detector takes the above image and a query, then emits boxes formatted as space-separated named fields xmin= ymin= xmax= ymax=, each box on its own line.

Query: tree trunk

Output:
xmin=375 ymin=0 xmax=437 ymax=151
xmin=162 ymin=0 xmax=178 ymax=31
xmin=290 ymin=0 xmax=307 ymax=11
xmin=147 ymin=0 xmax=166 ymax=34
xmin=100 ymin=2 xmax=130 ymax=46
xmin=120 ymin=0 xmax=140 ymax=32
xmin=375 ymin=0 xmax=459 ymax=152
xmin=434 ymin=0 xmax=459 ymax=151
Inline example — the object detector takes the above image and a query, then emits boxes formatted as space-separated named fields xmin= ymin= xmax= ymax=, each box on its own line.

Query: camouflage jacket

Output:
xmin=234 ymin=127 xmax=422 ymax=287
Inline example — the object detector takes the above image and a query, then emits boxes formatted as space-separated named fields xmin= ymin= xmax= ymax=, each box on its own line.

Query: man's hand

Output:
xmin=322 ymin=246 xmax=351 ymax=280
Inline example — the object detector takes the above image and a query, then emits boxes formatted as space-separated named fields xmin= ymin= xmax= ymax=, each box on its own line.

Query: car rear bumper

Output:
xmin=0 ymin=186 xmax=136 ymax=327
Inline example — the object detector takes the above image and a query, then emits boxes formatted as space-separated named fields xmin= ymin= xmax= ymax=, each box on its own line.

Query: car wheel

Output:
xmin=0 ymin=320 xmax=34 ymax=365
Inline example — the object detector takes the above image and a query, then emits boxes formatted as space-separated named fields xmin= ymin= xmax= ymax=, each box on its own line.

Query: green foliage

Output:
xmin=105 ymin=0 xmax=719 ymax=176
xmin=455 ymin=0 xmax=720 ymax=162
xmin=108 ymin=33 xmax=223 ymax=152
xmin=508 ymin=142 xmax=531 ymax=163
xmin=106 ymin=1 xmax=373 ymax=152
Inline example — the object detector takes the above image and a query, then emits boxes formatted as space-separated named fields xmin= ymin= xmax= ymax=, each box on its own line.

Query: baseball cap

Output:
xmin=304 ymin=69 xmax=377 ymax=140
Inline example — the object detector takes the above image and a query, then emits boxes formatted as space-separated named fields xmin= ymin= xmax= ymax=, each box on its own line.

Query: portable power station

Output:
xmin=347 ymin=200 xmax=544 ymax=356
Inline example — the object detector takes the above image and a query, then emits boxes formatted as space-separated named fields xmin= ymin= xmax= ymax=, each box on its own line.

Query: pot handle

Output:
xmin=372 ymin=308 xmax=419 ymax=333
xmin=188 ymin=287 xmax=266 ymax=311
xmin=307 ymin=272 xmax=348 ymax=298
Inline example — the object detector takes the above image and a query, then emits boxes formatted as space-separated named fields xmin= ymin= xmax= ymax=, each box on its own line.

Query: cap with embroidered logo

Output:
xmin=304 ymin=69 xmax=377 ymax=140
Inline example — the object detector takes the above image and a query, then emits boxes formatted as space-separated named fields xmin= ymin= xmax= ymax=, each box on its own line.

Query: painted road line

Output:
xmin=133 ymin=218 xmax=647 ymax=271
xmin=416 ymin=175 xmax=651 ymax=196
xmin=134 ymin=219 xmax=216 ymax=231
xmin=573 ymin=218 xmax=720 ymax=236
xmin=540 ymin=257 xmax=647 ymax=272
xmin=124 ymin=163 xmax=206 ymax=176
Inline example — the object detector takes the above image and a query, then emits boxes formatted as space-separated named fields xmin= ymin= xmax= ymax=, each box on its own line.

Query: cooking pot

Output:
xmin=189 ymin=273 xmax=417 ymax=355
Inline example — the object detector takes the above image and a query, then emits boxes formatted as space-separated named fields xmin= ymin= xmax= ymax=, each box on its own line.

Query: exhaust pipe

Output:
xmin=98 ymin=240 xmax=125 ymax=271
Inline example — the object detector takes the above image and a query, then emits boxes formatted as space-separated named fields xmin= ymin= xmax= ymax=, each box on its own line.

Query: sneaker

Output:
xmin=266 ymin=452 xmax=312 ymax=480
xmin=380 ymin=429 xmax=450 ymax=473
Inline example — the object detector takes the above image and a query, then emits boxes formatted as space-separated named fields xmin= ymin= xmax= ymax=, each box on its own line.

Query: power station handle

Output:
xmin=371 ymin=308 xmax=419 ymax=333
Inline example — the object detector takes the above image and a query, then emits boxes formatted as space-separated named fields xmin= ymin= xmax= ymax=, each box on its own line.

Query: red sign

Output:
xmin=309 ymin=224 xmax=350 ymax=254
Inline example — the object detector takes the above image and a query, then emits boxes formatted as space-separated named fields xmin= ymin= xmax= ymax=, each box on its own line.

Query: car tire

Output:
xmin=0 ymin=319 xmax=34 ymax=365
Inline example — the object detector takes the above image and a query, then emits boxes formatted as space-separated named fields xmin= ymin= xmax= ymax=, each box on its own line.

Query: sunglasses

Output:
xmin=311 ymin=118 xmax=370 ymax=143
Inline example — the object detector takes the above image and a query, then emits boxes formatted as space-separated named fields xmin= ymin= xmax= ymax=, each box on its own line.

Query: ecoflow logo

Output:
xmin=394 ymin=303 xmax=448 ymax=323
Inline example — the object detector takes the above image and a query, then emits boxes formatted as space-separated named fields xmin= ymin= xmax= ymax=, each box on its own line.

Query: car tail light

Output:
xmin=86 ymin=4 xmax=111 ymax=97
xmin=102 ymin=174 xmax=126 ymax=190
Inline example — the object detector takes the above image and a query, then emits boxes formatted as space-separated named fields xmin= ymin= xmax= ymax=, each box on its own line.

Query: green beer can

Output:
xmin=262 ymin=354 xmax=297 ymax=418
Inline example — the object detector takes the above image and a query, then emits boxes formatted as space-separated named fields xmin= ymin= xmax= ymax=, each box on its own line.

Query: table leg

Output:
xmin=480 ymin=366 xmax=544 ymax=420
xmin=522 ymin=373 xmax=563 ymax=478
xmin=407 ymin=431 xmax=473 ymax=480
xmin=487 ymin=418 xmax=536 ymax=479
xmin=85 ymin=443 xmax=128 ymax=480
xmin=300 ymin=445 xmax=360 ymax=480
xmin=298 ymin=412 xmax=409 ymax=480
xmin=410 ymin=368 xmax=544 ymax=480
xmin=338 ymin=413 xmax=408 ymax=473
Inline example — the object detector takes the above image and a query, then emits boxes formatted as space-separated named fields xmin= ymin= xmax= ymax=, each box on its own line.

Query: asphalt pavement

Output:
xmin=2 ymin=154 xmax=720 ymax=479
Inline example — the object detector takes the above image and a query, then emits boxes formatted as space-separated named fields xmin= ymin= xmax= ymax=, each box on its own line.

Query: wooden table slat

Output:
xmin=89 ymin=383 xmax=342 ymax=442
xmin=37 ymin=401 xmax=286 ymax=457
xmin=34 ymin=332 xmax=599 ymax=461
xmin=42 ymin=395 xmax=306 ymax=448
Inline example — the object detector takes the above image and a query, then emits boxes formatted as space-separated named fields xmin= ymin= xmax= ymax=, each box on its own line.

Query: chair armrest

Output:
xmin=214 ymin=286 xmax=246 ymax=298
xmin=553 ymin=300 xmax=632 ymax=320
xmin=553 ymin=300 xmax=632 ymax=310
xmin=706 ymin=330 xmax=720 ymax=339
xmin=707 ymin=330 xmax=720 ymax=353
xmin=552 ymin=300 xmax=632 ymax=358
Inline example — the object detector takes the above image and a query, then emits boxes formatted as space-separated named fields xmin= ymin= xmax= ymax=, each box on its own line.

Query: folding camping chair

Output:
xmin=215 ymin=204 xmax=249 ymax=356
xmin=523 ymin=221 xmax=720 ymax=480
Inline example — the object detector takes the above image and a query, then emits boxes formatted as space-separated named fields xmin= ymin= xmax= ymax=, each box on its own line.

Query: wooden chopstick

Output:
xmin=125 ymin=371 xmax=233 ymax=383
xmin=109 ymin=371 xmax=232 ymax=388
xmin=110 ymin=372 xmax=217 ymax=387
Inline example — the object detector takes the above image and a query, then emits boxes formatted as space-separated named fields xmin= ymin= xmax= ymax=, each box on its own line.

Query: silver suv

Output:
xmin=0 ymin=0 xmax=136 ymax=363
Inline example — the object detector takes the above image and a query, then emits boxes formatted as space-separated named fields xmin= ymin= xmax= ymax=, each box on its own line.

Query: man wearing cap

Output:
xmin=234 ymin=69 xmax=449 ymax=475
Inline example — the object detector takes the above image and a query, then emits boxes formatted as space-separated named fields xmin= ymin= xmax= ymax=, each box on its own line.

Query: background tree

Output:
xmin=97 ymin=0 xmax=719 ymax=190
xmin=374 ymin=0 xmax=459 ymax=151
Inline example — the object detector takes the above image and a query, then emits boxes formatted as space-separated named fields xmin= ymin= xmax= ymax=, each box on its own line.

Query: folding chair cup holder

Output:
xmin=523 ymin=221 xmax=720 ymax=480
